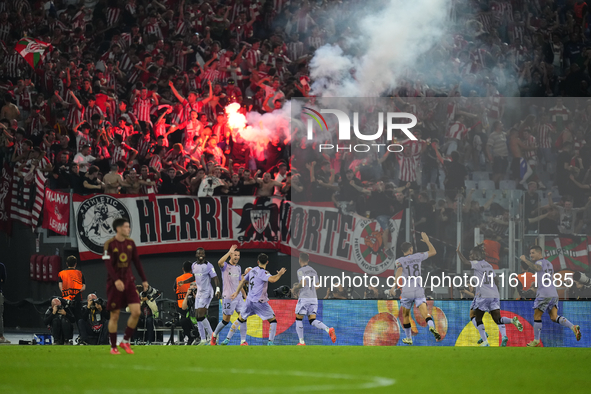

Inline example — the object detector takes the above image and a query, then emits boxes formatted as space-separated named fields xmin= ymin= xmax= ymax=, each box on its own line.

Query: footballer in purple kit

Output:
xmin=231 ymin=253 xmax=286 ymax=346
xmin=520 ymin=245 xmax=581 ymax=347
xmin=291 ymin=253 xmax=336 ymax=345
xmin=179 ymin=247 xmax=221 ymax=346
xmin=457 ymin=243 xmax=523 ymax=347
xmin=393 ymin=232 xmax=440 ymax=345
xmin=212 ymin=245 xmax=247 ymax=346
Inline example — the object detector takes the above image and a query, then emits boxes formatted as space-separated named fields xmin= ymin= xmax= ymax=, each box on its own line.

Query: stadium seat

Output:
xmin=471 ymin=172 xmax=490 ymax=181
xmin=478 ymin=180 xmax=496 ymax=190
xmin=464 ymin=180 xmax=478 ymax=190
xmin=499 ymin=180 xmax=516 ymax=190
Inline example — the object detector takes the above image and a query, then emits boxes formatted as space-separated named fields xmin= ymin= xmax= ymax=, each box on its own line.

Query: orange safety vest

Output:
xmin=175 ymin=273 xmax=193 ymax=308
xmin=58 ymin=269 xmax=84 ymax=300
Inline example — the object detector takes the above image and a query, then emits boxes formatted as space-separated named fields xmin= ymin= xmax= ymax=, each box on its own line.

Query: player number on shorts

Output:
xmin=405 ymin=264 xmax=420 ymax=277
xmin=224 ymin=303 xmax=231 ymax=310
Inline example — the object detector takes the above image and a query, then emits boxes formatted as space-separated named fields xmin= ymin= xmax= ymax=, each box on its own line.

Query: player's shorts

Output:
xmin=241 ymin=300 xmax=275 ymax=320
xmin=222 ymin=297 xmax=245 ymax=316
xmin=295 ymin=298 xmax=318 ymax=316
xmin=533 ymin=297 xmax=558 ymax=312
xmin=107 ymin=280 xmax=140 ymax=311
xmin=470 ymin=297 xmax=501 ymax=312
xmin=195 ymin=292 xmax=213 ymax=309
xmin=400 ymin=297 xmax=426 ymax=309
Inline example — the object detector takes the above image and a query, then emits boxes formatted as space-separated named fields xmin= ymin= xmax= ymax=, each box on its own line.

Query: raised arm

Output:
xmin=200 ymin=80 xmax=213 ymax=105
xmin=218 ymin=245 xmax=237 ymax=268
xmin=421 ymin=232 xmax=436 ymax=258
xmin=168 ymin=80 xmax=186 ymax=103
xmin=456 ymin=242 xmax=472 ymax=268
xmin=268 ymin=267 xmax=287 ymax=283
xmin=520 ymin=255 xmax=542 ymax=272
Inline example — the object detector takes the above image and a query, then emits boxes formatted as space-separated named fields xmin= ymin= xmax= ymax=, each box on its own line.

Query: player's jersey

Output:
xmin=535 ymin=258 xmax=558 ymax=298
xmin=221 ymin=261 xmax=242 ymax=299
xmin=104 ymin=237 xmax=147 ymax=284
xmin=297 ymin=265 xmax=318 ymax=300
xmin=395 ymin=252 xmax=429 ymax=297
xmin=191 ymin=261 xmax=217 ymax=296
xmin=244 ymin=266 xmax=271 ymax=303
xmin=470 ymin=259 xmax=499 ymax=298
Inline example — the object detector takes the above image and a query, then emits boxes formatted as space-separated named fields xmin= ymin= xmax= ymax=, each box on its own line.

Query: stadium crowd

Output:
xmin=1 ymin=0 xmax=591 ymax=237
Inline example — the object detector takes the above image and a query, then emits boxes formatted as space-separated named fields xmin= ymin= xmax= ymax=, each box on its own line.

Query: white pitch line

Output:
xmin=85 ymin=364 xmax=395 ymax=394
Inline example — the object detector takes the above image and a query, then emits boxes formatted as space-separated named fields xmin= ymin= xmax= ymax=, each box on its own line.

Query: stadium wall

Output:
xmin=218 ymin=300 xmax=590 ymax=347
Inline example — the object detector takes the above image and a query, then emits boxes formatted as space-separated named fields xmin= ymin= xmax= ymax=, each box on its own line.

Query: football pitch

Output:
xmin=1 ymin=346 xmax=589 ymax=394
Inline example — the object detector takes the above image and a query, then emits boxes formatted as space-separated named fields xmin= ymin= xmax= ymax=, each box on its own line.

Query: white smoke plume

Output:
xmin=310 ymin=0 xmax=452 ymax=97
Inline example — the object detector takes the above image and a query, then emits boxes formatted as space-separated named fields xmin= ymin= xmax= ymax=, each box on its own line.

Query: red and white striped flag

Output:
xmin=10 ymin=167 xmax=47 ymax=230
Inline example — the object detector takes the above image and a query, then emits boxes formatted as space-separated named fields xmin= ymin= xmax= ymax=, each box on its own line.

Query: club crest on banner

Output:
xmin=237 ymin=198 xmax=279 ymax=243
xmin=76 ymin=195 xmax=130 ymax=254
xmin=351 ymin=213 xmax=402 ymax=275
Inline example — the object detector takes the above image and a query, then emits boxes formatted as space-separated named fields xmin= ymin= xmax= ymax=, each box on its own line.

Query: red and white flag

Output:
xmin=42 ymin=189 xmax=70 ymax=235
xmin=15 ymin=37 xmax=53 ymax=69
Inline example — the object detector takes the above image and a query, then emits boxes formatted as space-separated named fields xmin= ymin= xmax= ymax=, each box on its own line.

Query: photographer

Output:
xmin=43 ymin=298 xmax=76 ymax=345
xmin=129 ymin=285 xmax=160 ymax=344
xmin=181 ymin=283 xmax=199 ymax=343
xmin=78 ymin=294 xmax=109 ymax=345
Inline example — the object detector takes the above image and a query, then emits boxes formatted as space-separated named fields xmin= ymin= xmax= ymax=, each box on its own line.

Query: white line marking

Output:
xmin=85 ymin=364 xmax=395 ymax=394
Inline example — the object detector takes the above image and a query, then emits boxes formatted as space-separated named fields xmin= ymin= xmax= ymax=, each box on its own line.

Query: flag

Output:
xmin=0 ymin=163 xmax=13 ymax=235
xmin=42 ymin=189 xmax=69 ymax=235
xmin=14 ymin=38 xmax=53 ymax=69
xmin=10 ymin=167 xmax=46 ymax=229
xmin=544 ymin=237 xmax=589 ymax=272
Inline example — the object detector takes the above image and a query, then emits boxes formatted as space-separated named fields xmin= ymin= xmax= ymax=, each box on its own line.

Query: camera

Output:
xmin=273 ymin=285 xmax=291 ymax=299
xmin=59 ymin=298 xmax=72 ymax=308
xmin=573 ymin=272 xmax=591 ymax=286
xmin=140 ymin=286 xmax=161 ymax=301
xmin=91 ymin=298 xmax=104 ymax=308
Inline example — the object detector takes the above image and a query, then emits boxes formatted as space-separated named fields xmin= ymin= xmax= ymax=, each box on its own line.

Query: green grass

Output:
xmin=0 ymin=346 xmax=590 ymax=393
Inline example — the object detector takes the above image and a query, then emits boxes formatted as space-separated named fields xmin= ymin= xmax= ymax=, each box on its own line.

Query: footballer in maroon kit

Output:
xmin=104 ymin=217 xmax=149 ymax=354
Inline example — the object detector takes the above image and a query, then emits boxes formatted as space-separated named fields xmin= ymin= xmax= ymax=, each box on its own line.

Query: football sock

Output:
xmin=477 ymin=324 xmax=488 ymax=343
xmin=197 ymin=318 xmax=206 ymax=341
xmin=471 ymin=318 xmax=478 ymax=329
xmin=555 ymin=316 xmax=574 ymax=329
xmin=311 ymin=319 xmax=329 ymax=333
xmin=498 ymin=324 xmax=506 ymax=337
xmin=296 ymin=319 xmax=304 ymax=343
xmin=499 ymin=317 xmax=513 ymax=324
xmin=534 ymin=320 xmax=542 ymax=341
xmin=109 ymin=332 xmax=117 ymax=348
xmin=203 ymin=318 xmax=213 ymax=337
xmin=426 ymin=316 xmax=435 ymax=330
xmin=122 ymin=326 xmax=135 ymax=342
xmin=403 ymin=323 xmax=412 ymax=339
xmin=226 ymin=321 xmax=239 ymax=340
xmin=269 ymin=321 xmax=277 ymax=342
xmin=239 ymin=320 xmax=247 ymax=343
xmin=213 ymin=320 xmax=229 ymax=336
